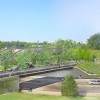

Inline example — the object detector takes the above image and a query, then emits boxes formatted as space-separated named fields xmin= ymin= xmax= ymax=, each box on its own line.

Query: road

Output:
xmin=20 ymin=75 xmax=100 ymax=94
xmin=19 ymin=67 xmax=100 ymax=96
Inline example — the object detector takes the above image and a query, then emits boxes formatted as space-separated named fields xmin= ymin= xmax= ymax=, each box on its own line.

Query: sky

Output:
xmin=0 ymin=0 xmax=100 ymax=43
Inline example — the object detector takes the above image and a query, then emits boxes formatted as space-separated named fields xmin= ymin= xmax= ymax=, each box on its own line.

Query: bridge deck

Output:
xmin=0 ymin=64 xmax=75 ymax=78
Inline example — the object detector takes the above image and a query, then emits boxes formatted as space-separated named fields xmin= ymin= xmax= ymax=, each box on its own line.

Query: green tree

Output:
xmin=53 ymin=39 xmax=78 ymax=63
xmin=1 ymin=50 xmax=16 ymax=71
xmin=87 ymin=33 xmax=100 ymax=50
xmin=61 ymin=75 xmax=78 ymax=96
xmin=15 ymin=50 xmax=32 ymax=69
xmin=75 ymin=45 xmax=92 ymax=61
xmin=52 ymin=39 xmax=64 ymax=64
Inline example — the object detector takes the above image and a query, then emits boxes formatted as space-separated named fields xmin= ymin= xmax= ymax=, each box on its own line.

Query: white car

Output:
xmin=89 ymin=79 xmax=100 ymax=85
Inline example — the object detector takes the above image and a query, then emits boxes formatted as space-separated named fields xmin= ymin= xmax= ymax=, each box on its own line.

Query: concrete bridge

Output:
xmin=0 ymin=64 xmax=75 ymax=78
xmin=0 ymin=63 xmax=97 ymax=79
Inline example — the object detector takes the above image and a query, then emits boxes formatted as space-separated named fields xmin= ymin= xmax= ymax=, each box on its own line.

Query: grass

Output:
xmin=77 ymin=62 xmax=100 ymax=77
xmin=0 ymin=92 xmax=100 ymax=100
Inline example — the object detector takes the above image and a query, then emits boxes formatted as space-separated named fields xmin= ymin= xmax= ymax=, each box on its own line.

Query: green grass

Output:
xmin=77 ymin=62 xmax=100 ymax=77
xmin=0 ymin=92 xmax=100 ymax=100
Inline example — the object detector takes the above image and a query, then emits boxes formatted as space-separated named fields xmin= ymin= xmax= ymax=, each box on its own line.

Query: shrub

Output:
xmin=0 ymin=76 xmax=19 ymax=94
xmin=61 ymin=75 xmax=78 ymax=96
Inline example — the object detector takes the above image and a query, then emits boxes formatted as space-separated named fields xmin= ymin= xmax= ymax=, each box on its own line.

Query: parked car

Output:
xmin=89 ymin=79 xmax=100 ymax=85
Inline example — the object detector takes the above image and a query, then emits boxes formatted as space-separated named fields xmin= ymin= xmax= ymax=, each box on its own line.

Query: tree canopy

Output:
xmin=87 ymin=33 xmax=100 ymax=50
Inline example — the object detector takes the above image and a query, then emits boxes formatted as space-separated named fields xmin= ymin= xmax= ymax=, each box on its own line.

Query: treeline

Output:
xmin=0 ymin=41 xmax=53 ymax=49
xmin=0 ymin=33 xmax=100 ymax=50
xmin=0 ymin=41 xmax=36 ymax=48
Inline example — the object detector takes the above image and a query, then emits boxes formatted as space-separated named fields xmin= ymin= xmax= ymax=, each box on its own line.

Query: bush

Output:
xmin=61 ymin=75 xmax=78 ymax=96
xmin=0 ymin=76 xmax=19 ymax=94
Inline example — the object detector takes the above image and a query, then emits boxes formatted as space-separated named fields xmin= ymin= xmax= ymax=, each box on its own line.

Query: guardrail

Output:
xmin=0 ymin=64 xmax=76 ymax=78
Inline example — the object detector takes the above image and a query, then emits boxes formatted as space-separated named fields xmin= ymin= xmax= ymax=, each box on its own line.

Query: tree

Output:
xmin=75 ymin=45 xmax=92 ymax=61
xmin=1 ymin=50 xmax=16 ymax=71
xmin=15 ymin=50 xmax=32 ymax=69
xmin=61 ymin=75 xmax=78 ymax=96
xmin=87 ymin=33 xmax=100 ymax=50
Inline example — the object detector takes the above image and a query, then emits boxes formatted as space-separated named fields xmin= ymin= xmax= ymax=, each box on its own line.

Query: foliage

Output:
xmin=0 ymin=39 xmax=80 ymax=70
xmin=0 ymin=77 xmax=19 ymax=94
xmin=75 ymin=45 xmax=92 ymax=61
xmin=61 ymin=75 xmax=78 ymax=96
xmin=0 ymin=41 xmax=33 ymax=49
xmin=52 ymin=39 xmax=78 ymax=64
xmin=1 ymin=39 xmax=97 ymax=70
xmin=87 ymin=33 xmax=100 ymax=50
xmin=91 ymin=50 xmax=100 ymax=60
xmin=15 ymin=50 xmax=34 ymax=69
xmin=0 ymin=50 xmax=16 ymax=71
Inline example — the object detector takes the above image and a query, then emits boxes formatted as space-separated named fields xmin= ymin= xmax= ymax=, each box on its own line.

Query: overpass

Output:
xmin=0 ymin=64 xmax=75 ymax=78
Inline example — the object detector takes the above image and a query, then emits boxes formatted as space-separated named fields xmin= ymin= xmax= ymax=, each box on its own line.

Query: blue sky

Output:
xmin=0 ymin=0 xmax=100 ymax=43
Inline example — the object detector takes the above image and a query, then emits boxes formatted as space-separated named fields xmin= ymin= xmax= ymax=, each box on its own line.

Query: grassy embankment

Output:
xmin=77 ymin=62 xmax=100 ymax=77
xmin=0 ymin=92 xmax=100 ymax=100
